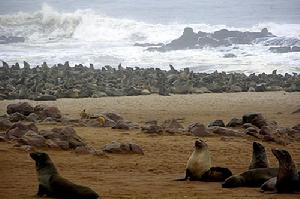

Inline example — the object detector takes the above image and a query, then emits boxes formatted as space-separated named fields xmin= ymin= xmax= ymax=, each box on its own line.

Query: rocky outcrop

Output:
xmin=146 ymin=28 xmax=276 ymax=52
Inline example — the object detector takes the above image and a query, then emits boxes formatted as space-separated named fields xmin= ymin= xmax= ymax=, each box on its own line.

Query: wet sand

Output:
xmin=0 ymin=92 xmax=299 ymax=199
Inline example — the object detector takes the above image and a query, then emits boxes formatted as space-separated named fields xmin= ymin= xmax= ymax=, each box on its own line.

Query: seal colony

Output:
xmin=30 ymin=152 xmax=100 ymax=199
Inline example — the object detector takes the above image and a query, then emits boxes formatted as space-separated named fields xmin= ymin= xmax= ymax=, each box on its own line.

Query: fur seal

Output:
xmin=222 ymin=168 xmax=278 ymax=188
xmin=249 ymin=142 xmax=269 ymax=169
xmin=271 ymin=149 xmax=300 ymax=193
xmin=30 ymin=152 xmax=100 ymax=199
xmin=177 ymin=139 xmax=232 ymax=181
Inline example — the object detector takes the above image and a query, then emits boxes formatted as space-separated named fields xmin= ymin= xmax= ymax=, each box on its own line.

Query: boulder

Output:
xmin=211 ymin=127 xmax=241 ymax=137
xmin=102 ymin=141 xmax=144 ymax=155
xmin=7 ymin=102 xmax=34 ymax=116
xmin=0 ymin=118 xmax=13 ymax=131
xmin=188 ymin=123 xmax=209 ymax=136
xmin=244 ymin=127 xmax=260 ymax=138
xmin=141 ymin=121 xmax=163 ymax=134
xmin=6 ymin=122 xmax=38 ymax=139
xmin=18 ymin=131 xmax=47 ymax=147
xmin=102 ymin=112 xmax=123 ymax=123
xmin=40 ymin=127 xmax=85 ymax=149
xmin=112 ymin=120 xmax=130 ymax=130
xmin=242 ymin=113 xmax=267 ymax=128
xmin=208 ymin=120 xmax=225 ymax=127
xmin=36 ymin=106 xmax=62 ymax=120
xmin=226 ymin=118 xmax=243 ymax=127
xmin=26 ymin=113 xmax=40 ymax=122
xmin=162 ymin=119 xmax=185 ymax=133
xmin=8 ymin=112 xmax=26 ymax=122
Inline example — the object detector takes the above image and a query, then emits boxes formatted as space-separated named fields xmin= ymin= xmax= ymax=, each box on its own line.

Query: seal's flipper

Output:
xmin=175 ymin=169 xmax=192 ymax=181
xmin=201 ymin=167 xmax=232 ymax=182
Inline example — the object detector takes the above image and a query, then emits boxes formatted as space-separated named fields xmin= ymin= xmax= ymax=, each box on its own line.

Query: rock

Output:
xmin=141 ymin=121 xmax=163 ymax=134
xmin=6 ymin=122 xmax=38 ymax=139
xmin=74 ymin=146 xmax=91 ymax=154
xmin=243 ymin=123 xmax=256 ymax=129
xmin=86 ymin=119 xmax=102 ymax=127
xmin=102 ymin=112 xmax=123 ymax=123
xmin=26 ymin=113 xmax=39 ymax=122
xmin=33 ymin=95 xmax=57 ymax=101
xmin=162 ymin=119 xmax=185 ymax=133
xmin=36 ymin=106 xmax=62 ymax=120
xmin=188 ymin=123 xmax=209 ymax=136
xmin=226 ymin=118 xmax=243 ymax=127
xmin=208 ymin=120 xmax=225 ymax=127
xmin=242 ymin=113 xmax=267 ymax=128
xmin=102 ymin=141 xmax=144 ymax=155
xmin=7 ymin=102 xmax=34 ymax=116
xmin=0 ymin=118 xmax=13 ymax=131
xmin=40 ymin=127 xmax=85 ymax=149
xmin=211 ymin=127 xmax=241 ymax=136
xmin=112 ymin=120 xmax=130 ymax=130
xmin=259 ymin=126 xmax=273 ymax=136
xmin=244 ymin=127 xmax=260 ymax=138
xmin=9 ymin=112 xmax=26 ymax=122
xmin=18 ymin=131 xmax=47 ymax=147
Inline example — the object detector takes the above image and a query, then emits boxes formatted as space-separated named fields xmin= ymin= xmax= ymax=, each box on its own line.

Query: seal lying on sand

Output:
xmin=222 ymin=168 xmax=278 ymax=188
xmin=249 ymin=142 xmax=269 ymax=169
xmin=262 ymin=149 xmax=300 ymax=193
xmin=30 ymin=152 xmax=100 ymax=199
xmin=223 ymin=142 xmax=277 ymax=188
xmin=177 ymin=139 xmax=232 ymax=181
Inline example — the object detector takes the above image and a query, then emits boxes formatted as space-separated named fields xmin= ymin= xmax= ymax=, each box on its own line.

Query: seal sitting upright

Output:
xmin=30 ymin=152 xmax=100 ymax=199
xmin=249 ymin=142 xmax=269 ymax=169
xmin=177 ymin=139 xmax=232 ymax=181
xmin=269 ymin=149 xmax=299 ymax=193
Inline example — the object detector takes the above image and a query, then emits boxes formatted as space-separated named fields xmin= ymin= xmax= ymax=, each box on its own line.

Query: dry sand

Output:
xmin=0 ymin=92 xmax=299 ymax=199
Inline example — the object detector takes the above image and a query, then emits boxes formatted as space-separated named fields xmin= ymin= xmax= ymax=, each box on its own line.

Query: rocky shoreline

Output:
xmin=0 ymin=61 xmax=299 ymax=100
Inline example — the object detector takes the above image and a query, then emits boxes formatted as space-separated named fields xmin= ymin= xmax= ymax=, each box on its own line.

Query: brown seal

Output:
xmin=30 ymin=152 xmax=100 ymax=199
xmin=177 ymin=139 xmax=232 ymax=181
xmin=271 ymin=149 xmax=300 ymax=193
xmin=249 ymin=142 xmax=269 ymax=169
xmin=222 ymin=168 xmax=278 ymax=188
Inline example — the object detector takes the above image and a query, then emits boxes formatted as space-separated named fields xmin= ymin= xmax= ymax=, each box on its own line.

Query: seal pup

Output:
xmin=271 ymin=149 xmax=300 ymax=193
xmin=249 ymin=142 xmax=269 ymax=169
xmin=30 ymin=152 xmax=100 ymax=199
xmin=222 ymin=168 xmax=278 ymax=188
xmin=177 ymin=139 xmax=232 ymax=181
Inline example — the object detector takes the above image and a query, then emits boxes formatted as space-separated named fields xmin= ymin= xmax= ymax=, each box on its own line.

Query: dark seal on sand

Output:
xmin=271 ymin=149 xmax=300 ymax=193
xmin=249 ymin=142 xmax=269 ymax=169
xmin=30 ymin=152 xmax=100 ymax=199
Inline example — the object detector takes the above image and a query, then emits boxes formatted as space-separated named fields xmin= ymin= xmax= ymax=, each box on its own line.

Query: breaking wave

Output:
xmin=0 ymin=3 xmax=300 ymax=44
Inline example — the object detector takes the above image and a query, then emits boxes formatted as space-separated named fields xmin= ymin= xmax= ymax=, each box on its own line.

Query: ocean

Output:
xmin=0 ymin=0 xmax=299 ymax=74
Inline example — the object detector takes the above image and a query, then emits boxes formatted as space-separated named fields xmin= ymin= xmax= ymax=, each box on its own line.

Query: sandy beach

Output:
xmin=0 ymin=92 xmax=299 ymax=199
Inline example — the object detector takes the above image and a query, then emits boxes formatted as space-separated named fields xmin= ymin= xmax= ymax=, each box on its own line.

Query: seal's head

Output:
xmin=253 ymin=142 xmax=265 ymax=153
xmin=271 ymin=149 xmax=292 ymax=165
xmin=194 ymin=139 xmax=208 ymax=151
xmin=222 ymin=175 xmax=245 ymax=188
xmin=30 ymin=152 xmax=49 ymax=162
